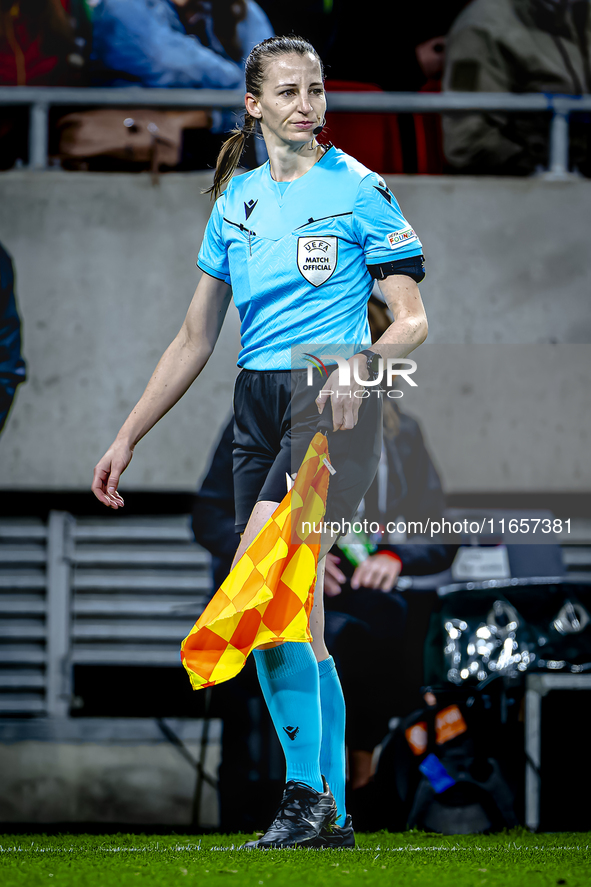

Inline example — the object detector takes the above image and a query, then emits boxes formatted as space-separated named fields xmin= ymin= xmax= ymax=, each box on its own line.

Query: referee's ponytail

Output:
xmin=206 ymin=113 xmax=257 ymax=201
xmin=206 ymin=35 xmax=324 ymax=201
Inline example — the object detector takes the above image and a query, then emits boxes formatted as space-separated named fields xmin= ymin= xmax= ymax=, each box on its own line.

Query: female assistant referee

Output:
xmin=92 ymin=36 xmax=428 ymax=849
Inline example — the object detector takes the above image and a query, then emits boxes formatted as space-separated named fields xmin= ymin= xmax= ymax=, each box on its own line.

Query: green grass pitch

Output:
xmin=1 ymin=830 xmax=589 ymax=887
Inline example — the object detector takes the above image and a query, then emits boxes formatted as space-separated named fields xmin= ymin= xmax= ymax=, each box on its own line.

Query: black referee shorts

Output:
xmin=232 ymin=368 xmax=382 ymax=534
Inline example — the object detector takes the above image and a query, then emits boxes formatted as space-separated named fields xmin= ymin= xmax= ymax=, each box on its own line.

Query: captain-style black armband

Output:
xmin=368 ymin=254 xmax=425 ymax=283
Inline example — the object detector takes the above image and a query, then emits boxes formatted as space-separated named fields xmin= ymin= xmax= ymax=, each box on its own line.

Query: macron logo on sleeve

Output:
xmin=374 ymin=184 xmax=393 ymax=204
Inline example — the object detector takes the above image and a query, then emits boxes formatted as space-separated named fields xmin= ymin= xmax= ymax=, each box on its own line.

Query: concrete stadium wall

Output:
xmin=0 ymin=170 xmax=590 ymax=494
xmin=0 ymin=718 xmax=221 ymax=825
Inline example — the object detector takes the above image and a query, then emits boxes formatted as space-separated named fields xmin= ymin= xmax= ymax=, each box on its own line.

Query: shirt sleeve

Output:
xmin=352 ymin=172 xmax=424 ymax=266
xmin=197 ymin=193 xmax=231 ymax=284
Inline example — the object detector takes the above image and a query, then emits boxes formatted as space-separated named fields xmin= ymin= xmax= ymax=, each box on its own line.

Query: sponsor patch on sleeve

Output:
xmin=387 ymin=226 xmax=418 ymax=250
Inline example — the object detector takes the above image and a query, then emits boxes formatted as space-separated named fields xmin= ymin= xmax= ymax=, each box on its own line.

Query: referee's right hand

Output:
xmin=91 ymin=442 xmax=131 ymax=509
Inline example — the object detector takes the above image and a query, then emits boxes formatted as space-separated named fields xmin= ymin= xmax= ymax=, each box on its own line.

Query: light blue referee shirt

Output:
xmin=197 ymin=146 xmax=423 ymax=370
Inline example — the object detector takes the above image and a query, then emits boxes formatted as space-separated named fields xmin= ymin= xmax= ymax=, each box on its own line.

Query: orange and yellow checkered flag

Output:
xmin=181 ymin=432 xmax=332 ymax=690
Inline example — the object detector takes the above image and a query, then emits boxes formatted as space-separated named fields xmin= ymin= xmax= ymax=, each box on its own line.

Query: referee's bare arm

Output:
xmin=316 ymin=274 xmax=428 ymax=431
xmin=91 ymin=272 xmax=231 ymax=509
xmin=374 ymin=273 xmax=428 ymax=355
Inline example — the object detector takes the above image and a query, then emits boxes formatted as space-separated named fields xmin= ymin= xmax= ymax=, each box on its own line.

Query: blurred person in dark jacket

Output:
xmin=320 ymin=293 xmax=456 ymax=795
xmin=191 ymin=416 xmax=240 ymax=591
xmin=323 ymin=397 xmax=457 ymax=793
xmin=324 ymin=1 xmax=468 ymax=92
xmin=443 ymin=0 xmax=591 ymax=175
xmin=315 ymin=0 xmax=469 ymax=173
xmin=0 ymin=242 xmax=26 ymax=434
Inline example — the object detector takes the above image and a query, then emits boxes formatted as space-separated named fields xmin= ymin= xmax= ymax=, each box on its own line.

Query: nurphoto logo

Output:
xmin=303 ymin=353 xmax=418 ymax=399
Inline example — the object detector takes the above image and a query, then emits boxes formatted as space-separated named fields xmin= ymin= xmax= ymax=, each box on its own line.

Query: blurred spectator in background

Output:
xmin=322 ymin=295 xmax=457 ymax=797
xmin=324 ymin=2 xmax=468 ymax=93
xmin=0 ymin=0 xmax=91 ymax=168
xmin=0 ymin=242 xmax=26 ymax=435
xmin=312 ymin=1 xmax=469 ymax=174
xmin=443 ymin=0 xmax=591 ymax=176
xmin=0 ymin=0 xmax=89 ymax=86
xmin=78 ymin=0 xmax=273 ymax=171
xmin=323 ymin=394 xmax=457 ymax=793
xmin=91 ymin=0 xmax=273 ymax=90
xmin=191 ymin=417 xmax=240 ymax=592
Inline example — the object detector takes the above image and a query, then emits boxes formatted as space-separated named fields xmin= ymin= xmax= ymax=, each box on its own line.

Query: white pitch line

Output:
xmin=0 ymin=845 xmax=587 ymax=854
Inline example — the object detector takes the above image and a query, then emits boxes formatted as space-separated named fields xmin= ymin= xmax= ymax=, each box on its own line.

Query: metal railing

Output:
xmin=1 ymin=86 xmax=591 ymax=176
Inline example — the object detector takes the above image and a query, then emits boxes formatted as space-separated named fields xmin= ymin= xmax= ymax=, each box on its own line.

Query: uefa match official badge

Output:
xmin=297 ymin=236 xmax=338 ymax=286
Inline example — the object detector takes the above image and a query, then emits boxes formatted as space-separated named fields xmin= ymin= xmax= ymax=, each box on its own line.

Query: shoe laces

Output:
xmin=269 ymin=782 xmax=322 ymax=828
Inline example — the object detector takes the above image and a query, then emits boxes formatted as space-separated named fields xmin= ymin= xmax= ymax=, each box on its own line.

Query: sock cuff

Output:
xmin=286 ymin=763 xmax=324 ymax=794
xmin=253 ymin=641 xmax=315 ymax=680
xmin=317 ymin=655 xmax=336 ymax=678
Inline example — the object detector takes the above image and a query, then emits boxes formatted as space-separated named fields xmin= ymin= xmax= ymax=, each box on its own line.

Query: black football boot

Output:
xmin=309 ymin=814 xmax=355 ymax=849
xmin=242 ymin=777 xmax=337 ymax=849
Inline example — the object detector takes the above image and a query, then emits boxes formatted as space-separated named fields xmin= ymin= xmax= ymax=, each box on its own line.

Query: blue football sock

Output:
xmin=253 ymin=642 xmax=324 ymax=793
xmin=318 ymin=655 xmax=347 ymax=823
